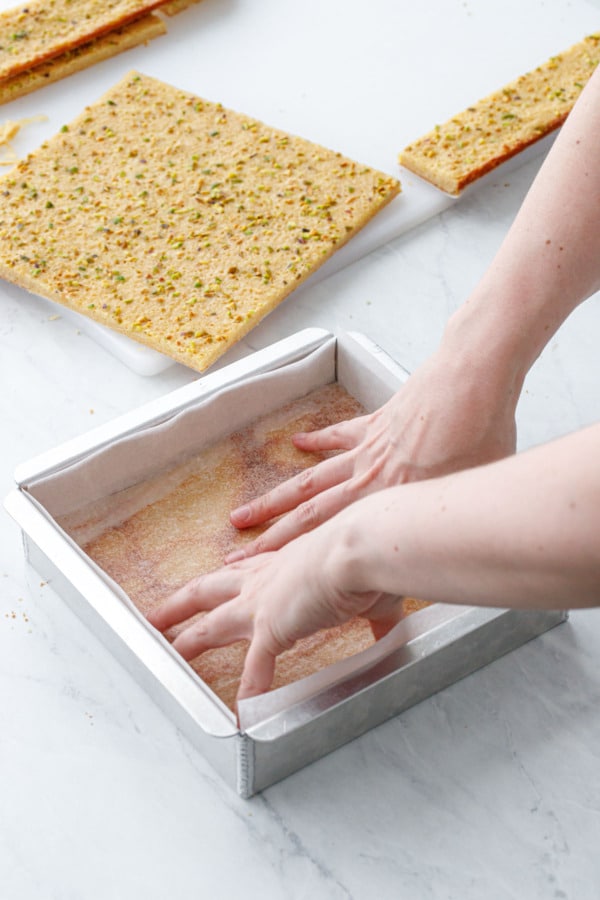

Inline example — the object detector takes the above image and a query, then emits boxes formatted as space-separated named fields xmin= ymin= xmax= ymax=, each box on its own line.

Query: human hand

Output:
xmin=227 ymin=346 xmax=518 ymax=560
xmin=146 ymin=523 xmax=401 ymax=704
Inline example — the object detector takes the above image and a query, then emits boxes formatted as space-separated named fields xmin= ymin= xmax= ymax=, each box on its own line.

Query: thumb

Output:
xmin=236 ymin=637 xmax=277 ymax=704
xmin=366 ymin=594 xmax=404 ymax=640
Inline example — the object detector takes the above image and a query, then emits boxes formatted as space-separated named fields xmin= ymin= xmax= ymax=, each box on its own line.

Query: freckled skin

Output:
xmin=76 ymin=385 xmax=426 ymax=710
xmin=148 ymin=63 xmax=600 ymax=702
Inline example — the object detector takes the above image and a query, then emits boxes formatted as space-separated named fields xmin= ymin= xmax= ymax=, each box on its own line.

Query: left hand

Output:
xmin=147 ymin=525 xmax=401 ymax=704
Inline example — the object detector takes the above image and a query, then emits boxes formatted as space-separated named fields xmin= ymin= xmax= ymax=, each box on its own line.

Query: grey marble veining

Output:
xmin=2 ymin=0 xmax=600 ymax=897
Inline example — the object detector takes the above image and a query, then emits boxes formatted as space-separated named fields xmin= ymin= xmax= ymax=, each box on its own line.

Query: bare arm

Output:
xmin=334 ymin=424 xmax=600 ymax=611
xmin=148 ymin=64 xmax=600 ymax=704
xmin=149 ymin=422 xmax=600 ymax=702
xmin=227 ymin=63 xmax=600 ymax=559
xmin=443 ymin=57 xmax=600 ymax=394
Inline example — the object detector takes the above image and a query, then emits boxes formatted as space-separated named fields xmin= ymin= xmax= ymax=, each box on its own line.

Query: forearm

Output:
xmin=228 ymin=66 xmax=600 ymax=560
xmin=331 ymin=423 xmax=600 ymax=610
xmin=440 ymin=64 xmax=600 ymax=391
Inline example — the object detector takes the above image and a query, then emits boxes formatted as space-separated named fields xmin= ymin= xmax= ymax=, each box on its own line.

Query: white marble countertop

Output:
xmin=2 ymin=1 xmax=600 ymax=897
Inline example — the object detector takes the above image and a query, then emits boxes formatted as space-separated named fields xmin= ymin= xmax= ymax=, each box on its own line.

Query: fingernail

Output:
xmin=231 ymin=504 xmax=250 ymax=525
xmin=225 ymin=549 xmax=246 ymax=564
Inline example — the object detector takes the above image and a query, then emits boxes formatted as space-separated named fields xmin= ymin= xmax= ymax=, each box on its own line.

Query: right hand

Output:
xmin=227 ymin=345 xmax=519 ymax=561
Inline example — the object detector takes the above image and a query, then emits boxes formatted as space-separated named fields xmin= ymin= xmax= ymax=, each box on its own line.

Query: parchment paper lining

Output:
xmin=25 ymin=340 xmax=336 ymax=518
xmin=19 ymin=332 xmax=446 ymax=728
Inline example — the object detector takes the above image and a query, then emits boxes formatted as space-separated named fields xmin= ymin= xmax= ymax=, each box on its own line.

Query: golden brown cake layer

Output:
xmin=400 ymin=34 xmax=600 ymax=195
xmin=0 ymin=0 xmax=176 ymax=80
xmin=59 ymin=384 xmax=428 ymax=710
xmin=0 ymin=15 xmax=166 ymax=105
xmin=0 ymin=71 xmax=400 ymax=371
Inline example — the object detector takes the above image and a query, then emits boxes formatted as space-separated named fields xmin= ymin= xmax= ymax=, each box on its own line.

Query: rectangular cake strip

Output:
xmin=0 ymin=14 xmax=166 ymax=105
xmin=0 ymin=0 xmax=178 ymax=81
xmin=399 ymin=34 xmax=600 ymax=195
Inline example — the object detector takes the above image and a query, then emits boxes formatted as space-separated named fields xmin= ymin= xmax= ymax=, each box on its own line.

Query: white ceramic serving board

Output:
xmin=0 ymin=0 xmax=598 ymax=374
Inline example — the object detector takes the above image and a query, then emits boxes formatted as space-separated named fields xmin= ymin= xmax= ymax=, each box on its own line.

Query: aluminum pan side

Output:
xmin=3 ymin=329 xmax=569 ymax=796
xmin=5 ymin=488 xmax=238 ymax=741
xmin=247 ymin=607 xmax=567 ymax=794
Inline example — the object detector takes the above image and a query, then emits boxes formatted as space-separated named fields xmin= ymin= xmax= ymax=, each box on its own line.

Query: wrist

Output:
xmin=324 ymin=500 xmax=393 ymax=597
xmin=440 ymin=287 xmax=531 ymax=411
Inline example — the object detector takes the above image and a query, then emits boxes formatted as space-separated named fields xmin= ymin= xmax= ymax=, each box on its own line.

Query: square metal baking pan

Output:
xmin=4 ymin=328 xmax=566 ymax=796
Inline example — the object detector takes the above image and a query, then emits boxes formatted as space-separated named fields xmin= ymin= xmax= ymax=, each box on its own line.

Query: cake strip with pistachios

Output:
xmin=0 ymin=0 xmax=181 ymax=81
xmin=0 ymin=15 xmax=166 ymax=105
xmin=0 ymin=71 xmax=400 ymax=372
xmin=399 ymin=33 xmax=600 ymax=195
